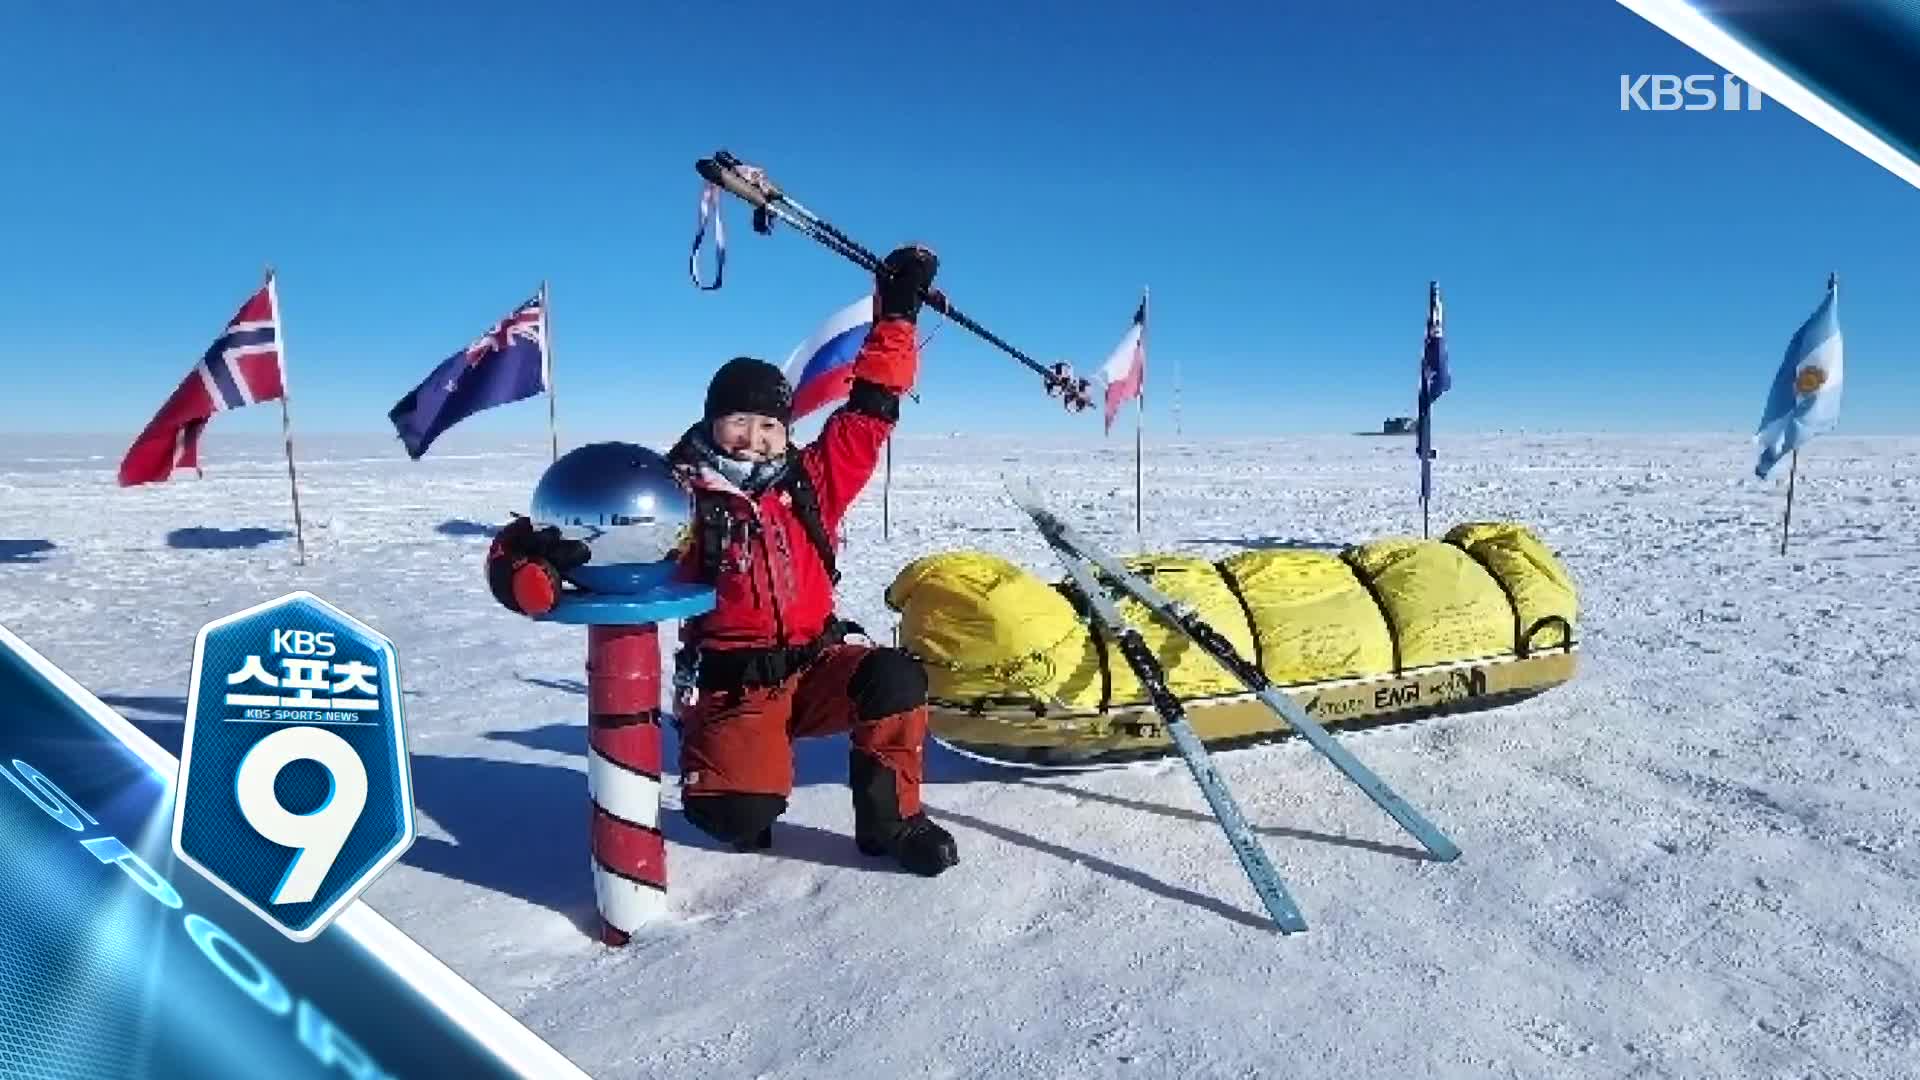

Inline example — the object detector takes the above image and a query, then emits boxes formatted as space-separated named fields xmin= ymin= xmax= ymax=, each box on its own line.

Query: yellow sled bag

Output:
xmin=884 ymin=551 xmax=1104 ymax=708
xmin=1097 ymin=556 xmax=1258 ymax=705
xmin=1445 ymin=523 xmax=1578 ymax=652
xmin=1343 ymin=539 xmax=1516 ymax=668
xmin=1217 ymin=549 xmax=1395 ymax=685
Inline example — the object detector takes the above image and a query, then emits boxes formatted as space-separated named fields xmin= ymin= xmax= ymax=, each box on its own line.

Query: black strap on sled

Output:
xmin=1340 ymin=552 xmax=1402 ymax=675
xmin=1053 ymin=580 xmax=1115 ymax=713
xmin=1450 ymin=540 xmax=1527 ymax=656
xmin=1519 ymin=615 xmax=1575 ymax=658
xmin=1214 ymin=559 xmax=1266 ymax=675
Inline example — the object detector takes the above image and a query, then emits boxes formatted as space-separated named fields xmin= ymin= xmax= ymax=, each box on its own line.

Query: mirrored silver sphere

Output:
xmin=528 ymin=442 xmax=691 ymax=593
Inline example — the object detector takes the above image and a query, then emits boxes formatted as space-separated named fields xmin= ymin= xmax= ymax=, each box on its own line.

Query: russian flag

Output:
xmin=784 ymin=296 xmax=873 ymax=423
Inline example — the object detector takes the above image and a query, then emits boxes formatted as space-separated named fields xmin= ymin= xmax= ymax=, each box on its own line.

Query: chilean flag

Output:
xmin=1102 ymin=294 xmax=1148 ymax=434
xmin=119 ymin=279 xmax=287 ymax=487
xmin=784 ymin=296 xmax=873 ymax=423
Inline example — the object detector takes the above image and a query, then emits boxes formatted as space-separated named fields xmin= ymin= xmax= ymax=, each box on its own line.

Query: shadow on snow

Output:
xmin=166 ymin=527 xmax=292 ymax=550
xmin=0 ymin=539 xmax=56 ymax=564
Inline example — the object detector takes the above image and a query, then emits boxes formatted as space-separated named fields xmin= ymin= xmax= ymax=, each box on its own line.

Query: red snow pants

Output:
xmin=678 ymin=643 xmax=927 ymax=817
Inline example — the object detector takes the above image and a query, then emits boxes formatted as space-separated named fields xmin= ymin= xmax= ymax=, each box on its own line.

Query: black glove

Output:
xmin=486 ymin=516 xmax=591 ymax=616
xmin=875 ymin=244 xmax=939 ymax=323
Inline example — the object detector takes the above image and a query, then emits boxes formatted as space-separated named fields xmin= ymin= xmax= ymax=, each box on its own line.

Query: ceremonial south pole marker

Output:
xmin=518 ymin=439 xmax=716 ymax=946
xmin=172 ymin=591 xmax=414 ymax=942
xmin=534 ymin=582 xmax=713 ymax=946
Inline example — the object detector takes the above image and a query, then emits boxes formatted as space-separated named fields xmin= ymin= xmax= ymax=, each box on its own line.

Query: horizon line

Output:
xmin=9 ymin=428 xmax=1917 ymax=441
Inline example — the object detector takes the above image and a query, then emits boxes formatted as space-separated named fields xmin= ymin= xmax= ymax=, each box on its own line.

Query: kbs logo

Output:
xmin=173 ymin=591 xmax=414 ymax=942
xmin=1620 ymin=74 xmax=1764 ymax=111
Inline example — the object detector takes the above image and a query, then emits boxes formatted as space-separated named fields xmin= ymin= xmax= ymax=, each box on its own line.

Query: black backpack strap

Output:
xmin=685 ymin=462 xmax=840 ymax=589
xmin=692 ymin=491 xmax=732 ymax=584
xmin=780 ymin=466 xmax=840 ymax=586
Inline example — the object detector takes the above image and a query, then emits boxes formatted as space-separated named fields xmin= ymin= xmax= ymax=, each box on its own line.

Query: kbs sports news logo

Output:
xmin=1621 ymin=73 xmax=1764 ymax=111
xmin=172 ymin=591 xmax=414 ymax=942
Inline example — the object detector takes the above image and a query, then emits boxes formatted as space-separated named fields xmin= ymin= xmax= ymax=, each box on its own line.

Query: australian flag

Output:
xmin=390 ymin=293 xmax=548 ymax=459
xmin=119 ymin=280 xmax=286 ymax=486
xmin=1416 ymin=280 xmax=1451 ymax=503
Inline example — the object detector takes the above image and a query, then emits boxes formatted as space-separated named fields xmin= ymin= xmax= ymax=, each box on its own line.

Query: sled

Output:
xmin=929 ymin=642 xmax=1577 ymax=767
xmin=890 ymin=520 xmax=1582 ymax=769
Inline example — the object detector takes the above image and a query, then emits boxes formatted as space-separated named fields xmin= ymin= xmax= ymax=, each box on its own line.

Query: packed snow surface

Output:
xmin=3 ymin=431 xmax=1918 ymax=1079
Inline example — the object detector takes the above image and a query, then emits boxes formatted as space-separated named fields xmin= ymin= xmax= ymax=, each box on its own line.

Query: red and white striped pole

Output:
xmin=523 ymin=440 xmax=715 ymax=945
xmin=584 ymin=624 xmax=667 ymax=946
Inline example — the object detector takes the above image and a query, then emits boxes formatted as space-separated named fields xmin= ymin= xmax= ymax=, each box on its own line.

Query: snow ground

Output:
xmin=3 ymin=430 xmax=1918 ymax=1079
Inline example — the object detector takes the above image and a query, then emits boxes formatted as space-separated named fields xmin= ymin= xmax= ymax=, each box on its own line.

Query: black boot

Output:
xmin=683 ymin=793 xmax=783 ymax=853
xmin=859 ymin=814 xmax=958 ymax=877
xmin=849 ymin=751 xmax=958 ymax=877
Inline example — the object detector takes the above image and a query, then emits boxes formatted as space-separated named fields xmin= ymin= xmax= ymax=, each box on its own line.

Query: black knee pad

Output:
xmin=682 ymin=793 xmax=787 ymax=846
xmin=848 ymin=648 xmax=927 ymax=723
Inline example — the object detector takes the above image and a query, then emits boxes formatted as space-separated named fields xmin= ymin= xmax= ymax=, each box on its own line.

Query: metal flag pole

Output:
xmin=1780 ymin=450 xmax=1799 ymax=556
xmin=1419 ymin=280 xmax=1439 ymax=540
xmin=1134 ymin=402 xmax=1144 ymax=543
xmin=541 ymin=280 xmax=558 ymax=462
xmin=267 ymin=267 xmax=308 ymax=565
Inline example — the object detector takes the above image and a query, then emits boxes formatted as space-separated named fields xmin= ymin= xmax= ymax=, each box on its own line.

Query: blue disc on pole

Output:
xmin=533 ymin=583 xmax=716 ymax=626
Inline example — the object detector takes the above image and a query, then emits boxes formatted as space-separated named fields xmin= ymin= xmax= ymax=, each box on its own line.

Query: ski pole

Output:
xmin=694 ymin=150 xmax=1095 ymax=413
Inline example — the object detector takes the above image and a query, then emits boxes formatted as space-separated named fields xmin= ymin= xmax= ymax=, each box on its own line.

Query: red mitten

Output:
xmin=486 ymin=516 xmax=589 ymax=617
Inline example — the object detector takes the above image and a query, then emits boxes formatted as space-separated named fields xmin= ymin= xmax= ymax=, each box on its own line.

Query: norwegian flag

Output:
xmin=119 ymin=280 xmax=287 ymax=487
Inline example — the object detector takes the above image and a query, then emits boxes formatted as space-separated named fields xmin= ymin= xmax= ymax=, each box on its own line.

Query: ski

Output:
xmin=1006 ymin=481 xmax=1463 ymax=864
xmin=1009 ymin=485 xmax=1310 ymax=934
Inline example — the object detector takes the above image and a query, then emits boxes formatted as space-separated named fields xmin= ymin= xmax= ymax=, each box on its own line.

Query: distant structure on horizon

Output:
xmin=1381 ymin=416 xmax=1415 ymax=435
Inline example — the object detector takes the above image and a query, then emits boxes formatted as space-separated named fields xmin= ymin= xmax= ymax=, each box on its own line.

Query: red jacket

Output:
xmin=672 ymin=319 xmax=917 ymax=652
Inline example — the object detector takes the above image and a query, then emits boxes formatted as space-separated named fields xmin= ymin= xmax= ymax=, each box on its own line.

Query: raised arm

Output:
xmin=799 ymin=245 xmax=939 ymax=527
xmin=801 ymin=321 xmax=916 ymax=523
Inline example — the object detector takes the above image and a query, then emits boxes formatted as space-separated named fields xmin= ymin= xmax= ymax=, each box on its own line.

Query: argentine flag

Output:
xmin=1754 ymin=280 xmax=1843 ymax=479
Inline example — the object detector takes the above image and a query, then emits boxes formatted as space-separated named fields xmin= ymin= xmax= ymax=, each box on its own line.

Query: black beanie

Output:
xmin=704 ymin=357 xmax=793 ymax=425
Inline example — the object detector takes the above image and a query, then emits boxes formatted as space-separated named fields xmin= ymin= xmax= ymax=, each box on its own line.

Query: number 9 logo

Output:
xmin=234 ymin=727 xmax=368 ymax=906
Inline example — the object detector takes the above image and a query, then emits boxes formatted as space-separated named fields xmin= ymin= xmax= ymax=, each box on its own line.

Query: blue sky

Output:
xmin=2 ymin=1 xmax=1914 ymax=447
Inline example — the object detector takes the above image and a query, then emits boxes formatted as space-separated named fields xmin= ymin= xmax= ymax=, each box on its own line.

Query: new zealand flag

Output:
xmin=389 ymin=293 xmax=548 ymax=459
